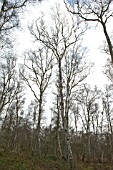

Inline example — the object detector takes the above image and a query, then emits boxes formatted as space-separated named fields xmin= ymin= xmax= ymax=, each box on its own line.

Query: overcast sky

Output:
xmin=14 ymin=0 xmax=111 ymax=88
xmin=11 ymin=0 xmax=113 ymax=125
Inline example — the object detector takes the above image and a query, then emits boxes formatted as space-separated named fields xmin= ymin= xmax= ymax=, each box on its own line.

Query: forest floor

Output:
xmin=0 ymin=150 xmax=113 ymax=170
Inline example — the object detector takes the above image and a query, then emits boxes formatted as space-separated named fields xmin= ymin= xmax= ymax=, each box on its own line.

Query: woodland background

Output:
xmin=0 ymin=0 xmax=113 ymax=169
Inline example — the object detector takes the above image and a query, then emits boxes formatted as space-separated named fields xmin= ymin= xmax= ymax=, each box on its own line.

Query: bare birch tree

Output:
xmin=101 ymin=84 xmax=113 ymax=161
xmin=74 ymin=84 xmax=101 ymax=161
xmin=28 ymin=5 xmax=91 ymax=169
xmin=0 ymin=56 xmax=17 ymax=115
xmin=20 ymin=47 xmax=53 ymax=156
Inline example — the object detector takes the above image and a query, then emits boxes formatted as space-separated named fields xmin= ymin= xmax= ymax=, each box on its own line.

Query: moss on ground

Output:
xmin=0 ymin=150 xmax=113 ymax=170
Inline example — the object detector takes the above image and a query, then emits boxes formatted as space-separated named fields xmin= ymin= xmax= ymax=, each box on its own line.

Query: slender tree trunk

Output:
xmin=101 ymin=21 xmax=113 ymax=64
xmin=65 ymin=81 xmax=74 ymax=170
xmin=58 ymin=59 xmax=65 ymax=127
xmin=56 ymin=95 xmax=63 ymax=157
xmin=36 ymin=93 xmax=43 ymax=157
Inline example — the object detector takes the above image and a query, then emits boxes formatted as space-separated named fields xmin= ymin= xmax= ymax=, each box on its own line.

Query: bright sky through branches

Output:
xmin=11 ymin=0 xmax=112 ymax=126
xmin=67 ymin=0 xmax=73 ymax=4
xmin=15 ymin=0 xmax=111 ymax=89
